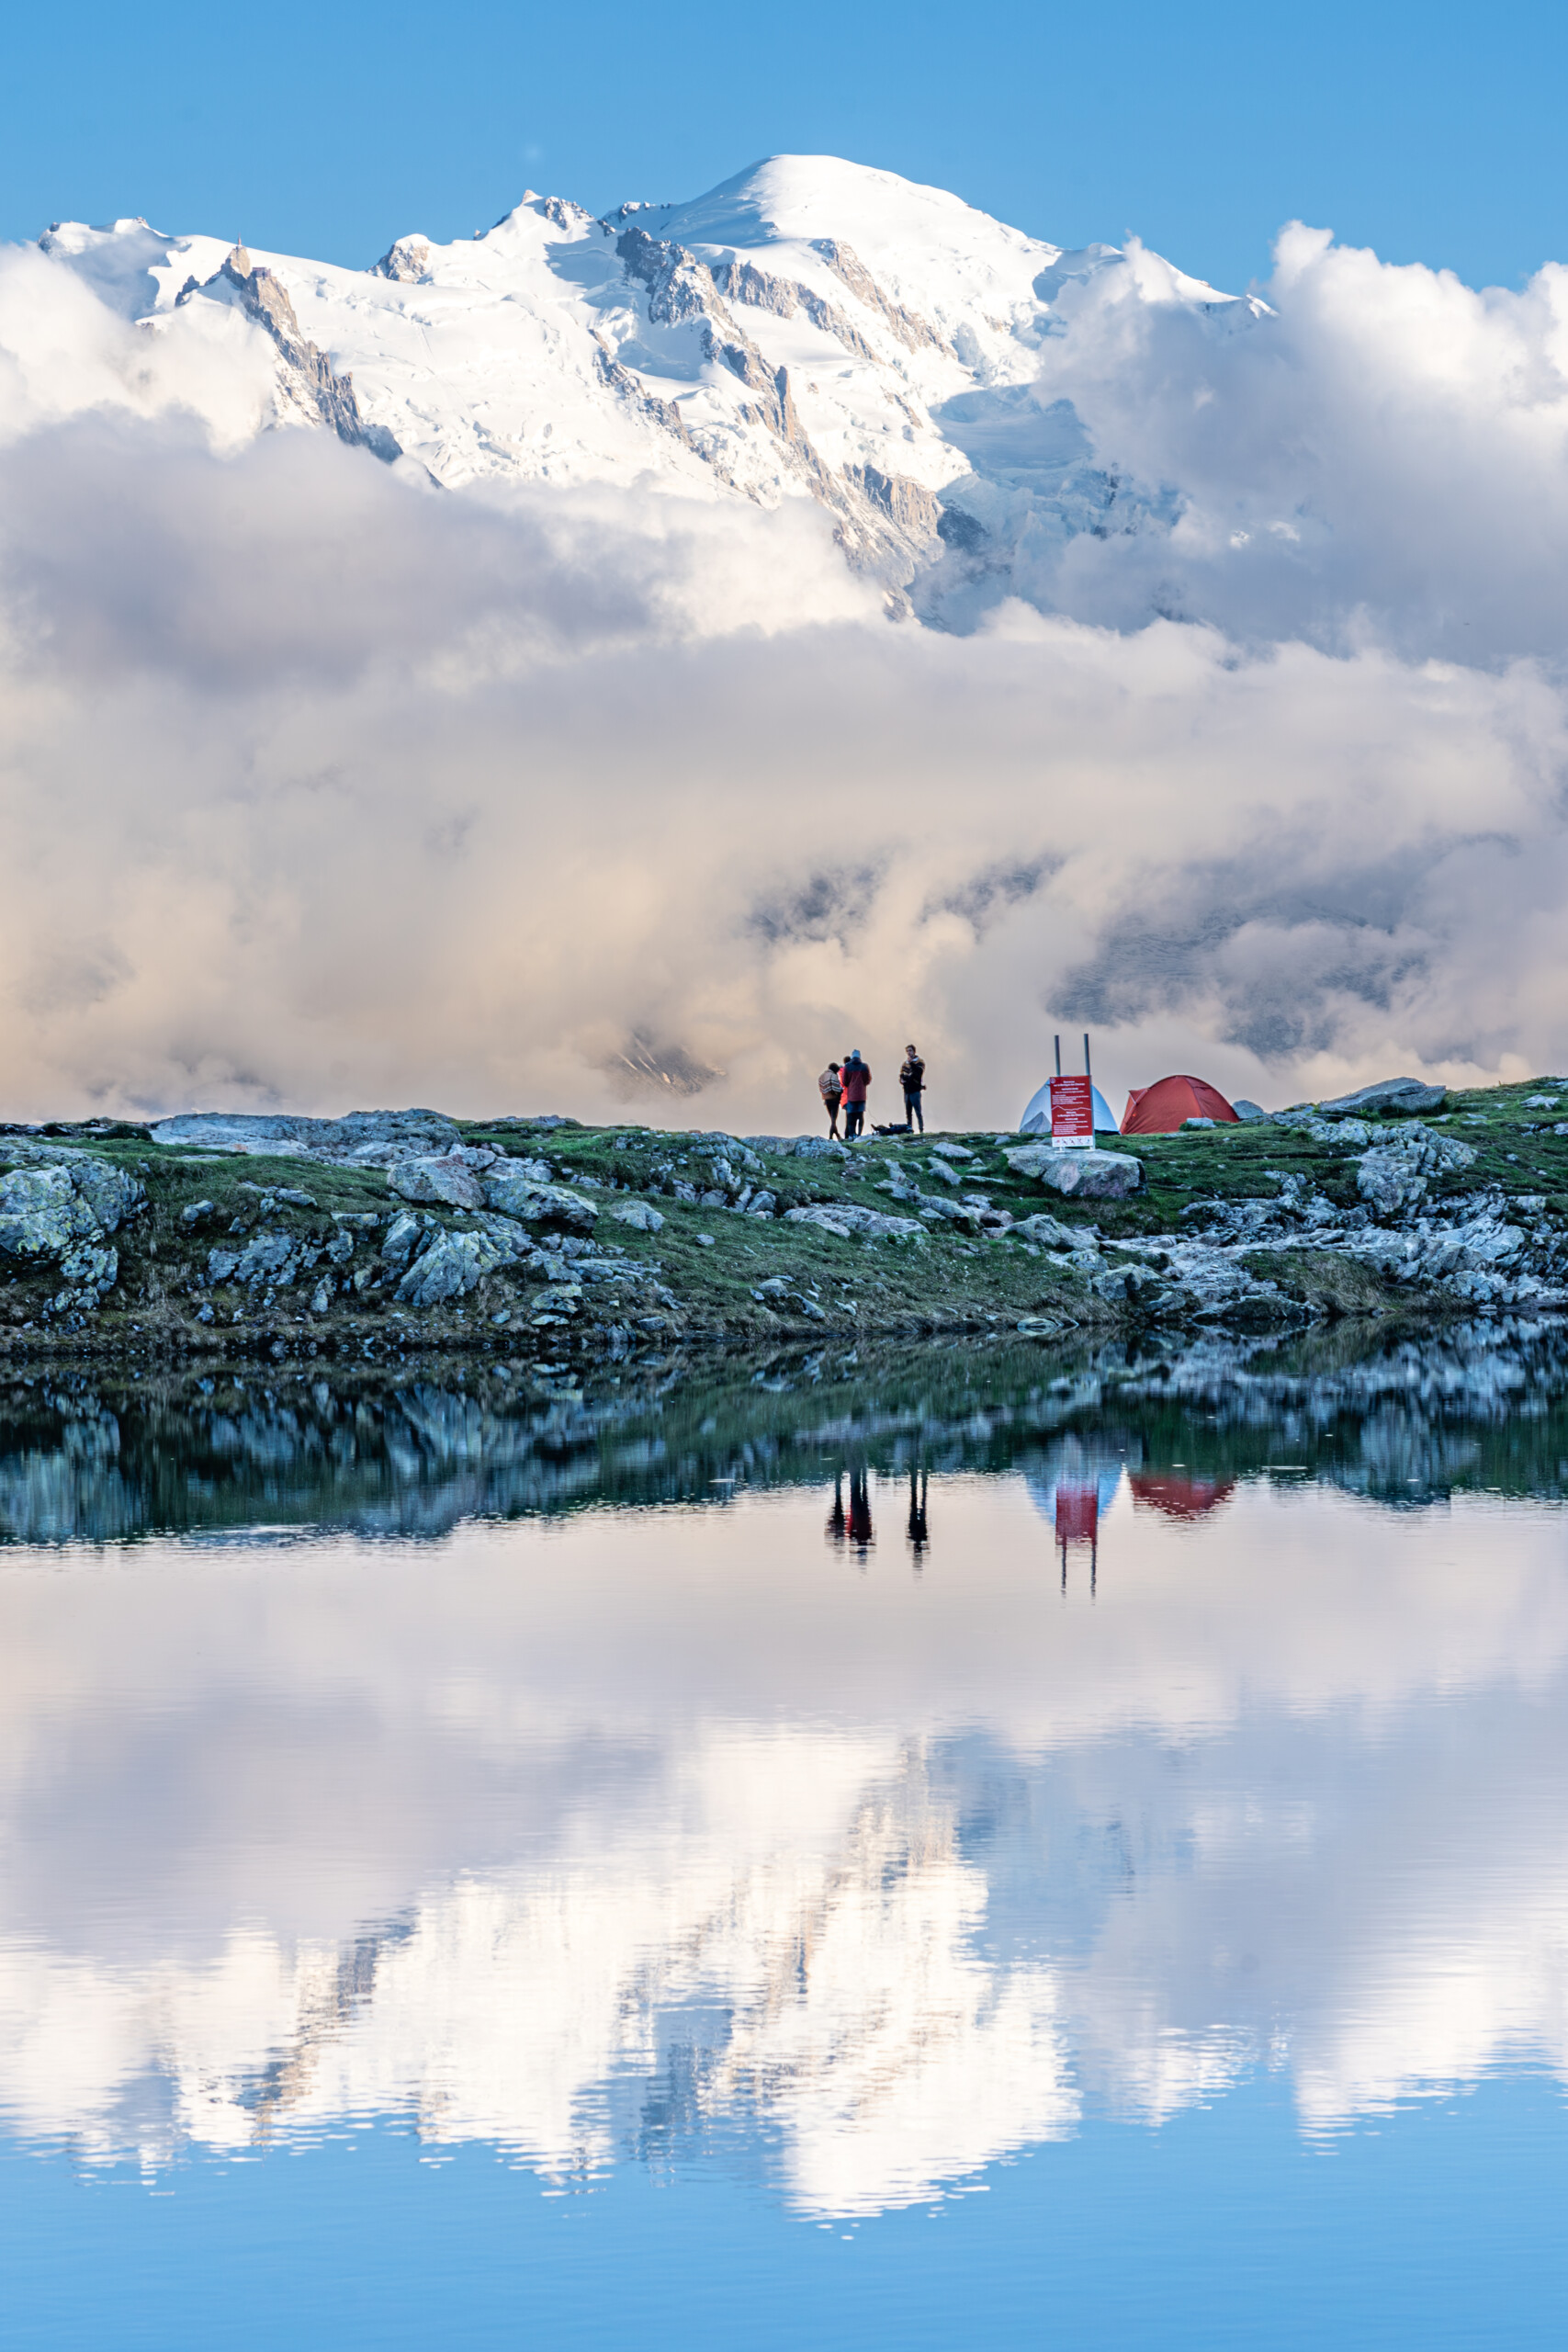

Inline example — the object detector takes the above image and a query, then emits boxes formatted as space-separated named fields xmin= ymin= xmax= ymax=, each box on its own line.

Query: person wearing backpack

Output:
xmin=840 ymin=1049 xmax=871 ymax=1138
xmin=899 ymin=1045 xmax=926 ymax=1134
xmin=818 ymin=1059 xmax=844 ymax=1138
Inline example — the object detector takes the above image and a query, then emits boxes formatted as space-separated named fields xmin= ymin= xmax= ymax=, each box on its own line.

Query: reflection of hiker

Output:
xmin=907 ymin=1465 xmax=929 ymax=1560
xmin=848 ymin=1466 xmax=874 ymax=1554
xmin=840 ymin=1049 xmax=871 ymax=1138
xmin=899 ymin=1044 xmax=926 ymax=1135
xmin=818 ymin=1060 xmax=844 ymax=1138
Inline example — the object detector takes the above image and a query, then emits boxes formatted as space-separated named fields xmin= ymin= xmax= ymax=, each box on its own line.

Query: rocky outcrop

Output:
xmin=150 ymin=1111 xmax=462 ymax=1162
xmin=807 ymin=240 xmax=953 ymax=356
xmin=1315 ymin=1078 xmax=1449 ymax=1118
xmin=0 ymin=1156 xmax=144 ymax=1314
xmin=190 ymin=246 xmax=401 ymax=460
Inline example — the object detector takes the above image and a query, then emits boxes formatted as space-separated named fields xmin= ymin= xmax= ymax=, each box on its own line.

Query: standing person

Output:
xmin=899 ymin=1043 xmax=926 ymax=1134
xmin=840 ymin=1048 xmax=871 ymax=1138
xmin=818 ymin=1059 xmax=844 ymax=1138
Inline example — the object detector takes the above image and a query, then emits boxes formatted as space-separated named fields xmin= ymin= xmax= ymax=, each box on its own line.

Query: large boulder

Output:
xmin=1317 ymin=1078 xmax=1448 ymax=1118
xmin=388 ymin=1150 xmax=492 ymax=1210
xmin=1006 ymin=1146 xmax=1143 ymax=1200
xmin=481 ymin=1169 xmax=598 ymax=1232
xmin=0 ymin=1158 xmax=145 ymax=1306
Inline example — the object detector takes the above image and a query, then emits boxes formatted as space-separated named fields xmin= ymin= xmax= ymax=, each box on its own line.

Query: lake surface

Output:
xmin=1 ymin=1326 xmax=1565 ymax=2346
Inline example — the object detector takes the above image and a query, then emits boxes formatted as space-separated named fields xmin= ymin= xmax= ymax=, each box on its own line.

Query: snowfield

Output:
xmin=22 ymin=155 xmax=1261 ymax=616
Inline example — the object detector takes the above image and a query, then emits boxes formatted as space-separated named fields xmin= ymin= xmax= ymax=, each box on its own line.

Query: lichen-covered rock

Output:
xmin=1318 ymin=1078 xmax=1447 ymax=1117
xmin=0 ymin=1159 xmax=144 ymax=1306
xmin=149 ymin=1109 xmax=461 ymax=1160
xmin=1011 ymin=1213 xmax=1089 ymax=1250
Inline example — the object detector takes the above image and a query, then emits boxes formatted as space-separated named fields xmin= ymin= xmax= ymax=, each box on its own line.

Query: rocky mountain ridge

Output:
xmin=28 ymin=155 xmax=1263 ymax=615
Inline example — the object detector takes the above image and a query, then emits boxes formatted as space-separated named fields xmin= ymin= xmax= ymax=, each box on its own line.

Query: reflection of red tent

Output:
xmin=1121 ymin=1075 xmax=1238 ymax=1135
xmin=1129 ymin=1474 xmax=1235 ymax=1521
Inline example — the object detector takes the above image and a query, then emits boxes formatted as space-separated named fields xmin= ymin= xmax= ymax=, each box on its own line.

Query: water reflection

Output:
xmin=0 ymin=1325 xmax=1565 ymax=2217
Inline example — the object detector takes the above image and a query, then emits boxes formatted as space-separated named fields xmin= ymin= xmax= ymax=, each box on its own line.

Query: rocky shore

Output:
xmin=4 ymin=1078 xmax=1568 ymax=1366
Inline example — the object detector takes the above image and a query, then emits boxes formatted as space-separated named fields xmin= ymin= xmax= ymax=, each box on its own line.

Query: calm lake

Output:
xmin=1 ymin=1325 xmax=1565 ymax=2347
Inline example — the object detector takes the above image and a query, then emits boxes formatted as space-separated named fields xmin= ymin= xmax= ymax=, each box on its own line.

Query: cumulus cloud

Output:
xmin=1026 ymin=228 xmax=1568 ymax=666
xmin=4 ymin=234 xmax=1568 ymax=1125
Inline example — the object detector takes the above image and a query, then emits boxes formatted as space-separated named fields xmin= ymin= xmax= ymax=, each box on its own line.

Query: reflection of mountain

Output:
xmin=1 ymin=1464 xmax=1566 ymax=2209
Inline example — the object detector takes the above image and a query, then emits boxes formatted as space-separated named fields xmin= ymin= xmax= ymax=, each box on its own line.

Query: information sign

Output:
xmin=1049 ymin=1073 xmax=1094 ymax=1147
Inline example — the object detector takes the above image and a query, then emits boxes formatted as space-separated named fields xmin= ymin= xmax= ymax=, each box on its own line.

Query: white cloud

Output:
xmin=4 ymin=228 xmax=1568 ymax=1125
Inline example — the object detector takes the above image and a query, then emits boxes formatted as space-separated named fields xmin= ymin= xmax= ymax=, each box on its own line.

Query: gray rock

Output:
xmin=389 ymin=1152 xmax=491 ymax=1210
xmin=1318 ymin=1078 xmax=1448 ymax=1117
xmin=1006 ymin=1147 xmax=1143 ymax=1200
xmin=148 ymin=1109 xmax=462 ymax=1160
xmin=1232 ymin=1100 xmax=1269 ymax=1122
xmin=612 ymin=1200 xmax=665 ymax=1233
xmin=1011 ymin=1213 xmax=1090 ymax=1250
xmin=0 ymin=1159 xmax=144 ymax=1305
xmin=1356 ymin=1123 xmax=1476 ymax=1218
xmin=481 ymin=1170 xmax=597 ymax=1232
xmin=794 ymin=1136 xmax=851 ymax=1161
xmin=180 ymin=1200 xmax=217 ymax=1226
xmin=380 ymin=1210 xmax=427 ymax=1270
xmin=396 ymin=1224 xmax=524 ymax=1307
xmin=1182 ymin=1116 xmax=1216 ymax=1130
xmin=783 ymin=1204 xmax=926 ymax=1242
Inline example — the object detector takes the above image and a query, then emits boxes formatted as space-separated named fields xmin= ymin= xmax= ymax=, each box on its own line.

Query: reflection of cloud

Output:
xmin=0 ymin=1485 xmax=1565 ymax=2206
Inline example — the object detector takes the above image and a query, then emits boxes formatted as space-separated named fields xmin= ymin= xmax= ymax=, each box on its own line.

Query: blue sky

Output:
xmin=4 ymin=0 xmax=1563 ymax=292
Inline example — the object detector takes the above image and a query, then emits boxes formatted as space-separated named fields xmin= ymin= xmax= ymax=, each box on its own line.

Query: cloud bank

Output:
xmin=4 ymin=228 xmax=1568 ymax=1126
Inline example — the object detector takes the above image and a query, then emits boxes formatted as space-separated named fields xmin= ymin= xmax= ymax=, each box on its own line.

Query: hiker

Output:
xmin=899 ymin=1043 xmax=926 ymax=1134
xmin=840 ymin=1048 xmax=871 ymax=1138
xmin=818 ymin=1058 xmax=844 ymax=1138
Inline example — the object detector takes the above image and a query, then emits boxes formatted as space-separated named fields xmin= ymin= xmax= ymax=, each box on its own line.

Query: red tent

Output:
xmin=1122 ymin=1075 xmax=1238 ymax=1135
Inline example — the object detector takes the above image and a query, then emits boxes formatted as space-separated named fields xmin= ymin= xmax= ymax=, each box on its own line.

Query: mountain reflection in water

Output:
xmin=0 ymin=1322 xmax=1564 ymax=2218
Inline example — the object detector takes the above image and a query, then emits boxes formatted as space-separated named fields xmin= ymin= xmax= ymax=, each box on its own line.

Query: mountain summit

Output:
xmin=29 ymin=156 xmax=1261 ymax=619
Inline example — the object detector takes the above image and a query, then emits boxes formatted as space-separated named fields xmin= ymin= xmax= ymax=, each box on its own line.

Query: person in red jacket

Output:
xmin=840 ymin=1049 xmax=871 ymax=1137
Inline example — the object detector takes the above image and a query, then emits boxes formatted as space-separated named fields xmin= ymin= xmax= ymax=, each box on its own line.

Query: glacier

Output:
xmin=23 ymin=154 xmax=1265 ymax=623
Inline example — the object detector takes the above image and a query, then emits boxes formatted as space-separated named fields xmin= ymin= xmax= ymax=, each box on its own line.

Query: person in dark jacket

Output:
xmin=818 ymin=1060 xmax=844 ymax=1137
xmin=899 ymin=1044 xmax=926 ymax=1134
xmin=840 ymin=1049 xmax=871 ymax=1137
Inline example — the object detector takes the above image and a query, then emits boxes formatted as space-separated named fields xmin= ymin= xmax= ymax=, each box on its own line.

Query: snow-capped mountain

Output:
xmin=29 ymin=155 xmax=1262 ymax=616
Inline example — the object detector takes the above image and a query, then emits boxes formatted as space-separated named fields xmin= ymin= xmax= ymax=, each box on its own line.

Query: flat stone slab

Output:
xmin=1314 ymin=1078 xmax=1447 ymax=1118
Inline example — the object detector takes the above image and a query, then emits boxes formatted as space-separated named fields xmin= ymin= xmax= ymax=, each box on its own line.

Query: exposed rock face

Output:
xmin=192 ymin=247 xmax=401 ymax=460
xmin=150 ymin=1111 xmax=462 ymax=1161
xmin=807 ymin=238 xmax=953 ymax=356
xmin=373 ymin=238 xmax=430 ymax=283
xmin=1006 ymin=1146 xmax=1144 ymax=1200
xmin=0 ymin=1158 xmax=144 ymax=1309
xmin=1356 ymin=1124 xmax=1477 ymax=1217
xmin=395 ymin=1222 xmax=528 ymax=1308
xmin=1318 ymin=1079 xmax=1449 ymax=1118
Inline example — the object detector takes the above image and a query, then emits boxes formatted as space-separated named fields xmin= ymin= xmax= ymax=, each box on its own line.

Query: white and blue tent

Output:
xmin=1019 ymin=1080 xmax=1120 ymax=1136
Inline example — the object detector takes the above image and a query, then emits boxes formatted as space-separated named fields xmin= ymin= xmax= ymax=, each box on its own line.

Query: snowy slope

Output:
xmin=20 ymin=157 xmax=1265 ymax=615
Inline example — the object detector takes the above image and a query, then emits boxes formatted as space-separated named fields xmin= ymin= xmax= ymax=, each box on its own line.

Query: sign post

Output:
xmin=1049 ymin=1072 xmax=1093 ymax=1148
